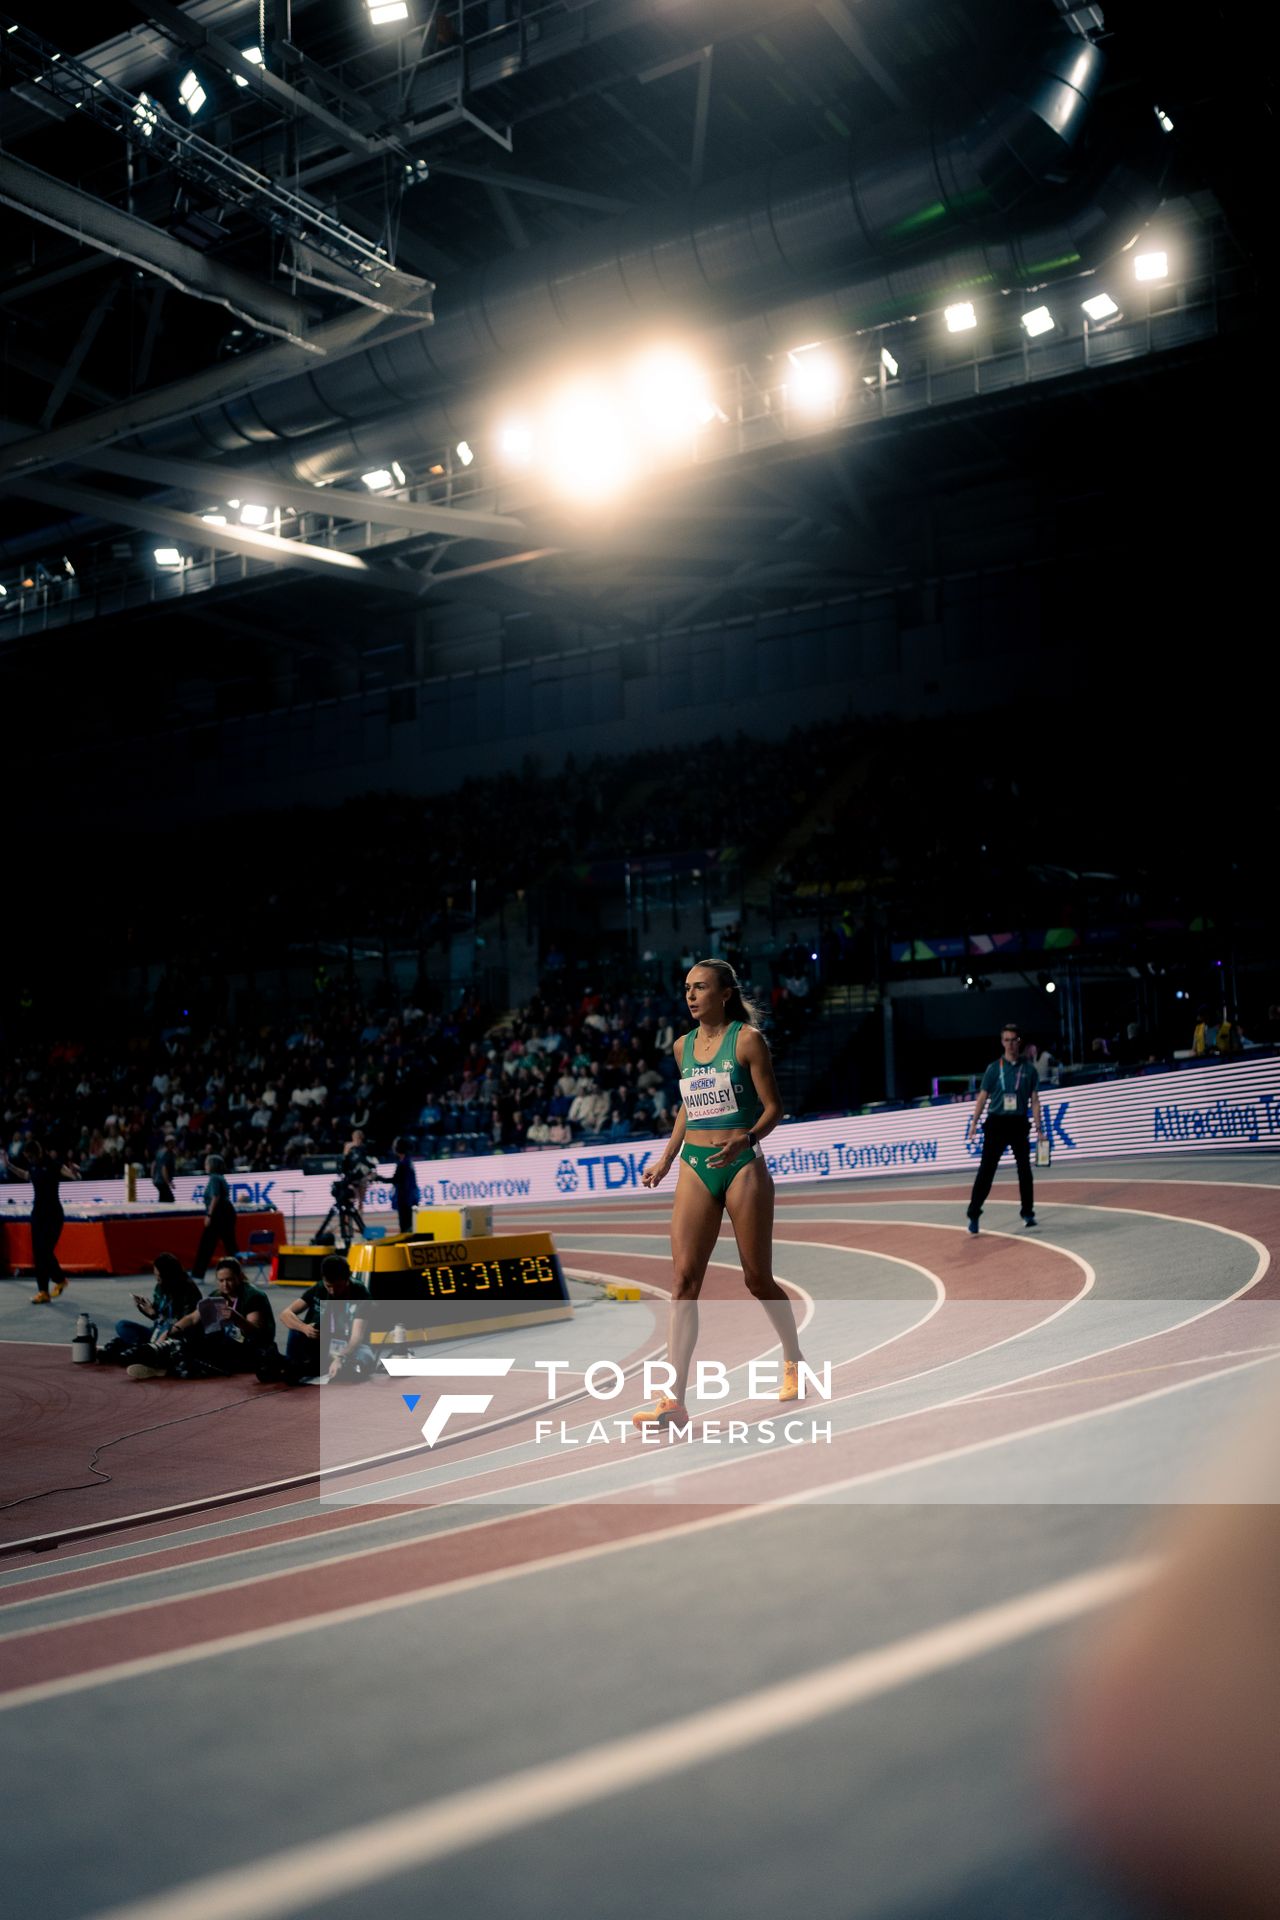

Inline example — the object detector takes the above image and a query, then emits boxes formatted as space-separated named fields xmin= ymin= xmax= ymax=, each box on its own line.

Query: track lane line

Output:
xmin=0 ymin=1347 xmax=1270 ymax=1711
xmin=77 ymin=1556 xmax=1155 ymax=1920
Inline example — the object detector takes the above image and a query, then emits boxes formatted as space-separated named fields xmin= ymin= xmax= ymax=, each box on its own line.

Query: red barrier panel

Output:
xmin=0 ymin=1208 xmax=284 ymax=1276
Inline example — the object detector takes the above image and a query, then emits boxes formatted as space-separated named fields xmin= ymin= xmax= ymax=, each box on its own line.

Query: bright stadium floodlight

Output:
xmin=239 ymin=503 xmax=269 ymax=526
xmin=178 ymin=70 xmax=207 ymax=116
xmin=545 ymin=380 xmax=633 ymax=503
xmin=362 ymin=469 xmax=394 ymax=491
xmin=880 ymin=346 xmax=899 ymax=377
xmin=625 ymin=347 xmax=717 ymax=450
xmin=233 ymin=46 xmax=265 ymax=86
xmin=1082 ymin=292 xmax=1119 ymax=321
xmin=133 ymin=92 xmax=158 ymax=139
xmin=154 ymin=547 xmax=184 ymax=567
xmin=1154 ymin=105 xmax=1174 ymax=133
xmin=944 ymin=302 xmax=977 ymax=333
xmin=498 ymin=420 xmax=534 ymax=468
xmin=1135 ymin=250 xmax=1168 ymax=282
xmin=456 ymin=440 xmax=474 ymax=467
xmin=784 ymin=343 xmax=843 ymax=412
xmin=366 ymin=0 xmax=410 ymax=25
xmin=201 ymin=511 xmax=228 ymax=526
xmin=1020 ymin=305 xmax=1055 ymax=338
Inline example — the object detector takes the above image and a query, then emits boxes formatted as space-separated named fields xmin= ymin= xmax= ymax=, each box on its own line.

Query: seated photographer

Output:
xmin=278 ymin=1253 xmax=373 ymax=1383
xmin=127 ymin=1257 xmax=275 ymax=1380
xmin=101 ymin=1252 xmax=200 ymax=1364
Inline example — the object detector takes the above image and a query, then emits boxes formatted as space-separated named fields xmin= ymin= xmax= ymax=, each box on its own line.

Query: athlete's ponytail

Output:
xmin=692 ymin=957 xmax=762 ymax=1029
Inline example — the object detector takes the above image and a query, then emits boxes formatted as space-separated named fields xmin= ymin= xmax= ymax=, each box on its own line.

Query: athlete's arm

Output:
xmin=641 ymin=1047 xmax=687 ymax=1186
xmin=705 ymin=1026 xmax=782 ymax=1169
xmin=967 ymin=1089 xmax=989 ymax=1140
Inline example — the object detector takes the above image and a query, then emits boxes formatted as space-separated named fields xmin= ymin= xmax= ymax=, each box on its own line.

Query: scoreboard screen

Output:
xmin=350 ymin=1231 xmax=573 ymax=1340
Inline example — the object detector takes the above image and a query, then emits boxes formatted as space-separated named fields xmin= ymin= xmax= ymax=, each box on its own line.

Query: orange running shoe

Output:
xmin=779 ymin=1361 xmax=800 ymax=1402
xmin=51 ymin=1280 xmax=68 ymax=1298
xmin=30 ymin=1290 xmax=51 ymax=1305
xmin=631 ymin=1396 xmax=690 ymax=1431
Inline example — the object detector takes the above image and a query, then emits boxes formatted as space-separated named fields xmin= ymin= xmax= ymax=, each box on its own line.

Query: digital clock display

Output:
xmin=362 ymin=1233 xmax=570 ymax=1311
xmin=408 ymin=1252 xmax=562 ymax=1300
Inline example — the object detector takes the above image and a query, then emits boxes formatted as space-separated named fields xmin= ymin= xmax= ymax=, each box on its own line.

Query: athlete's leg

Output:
xmin=667 ymin=1157 xmax=724 ymax=1403
xmin=724 ymin=1157 xmax=801 ymax=1365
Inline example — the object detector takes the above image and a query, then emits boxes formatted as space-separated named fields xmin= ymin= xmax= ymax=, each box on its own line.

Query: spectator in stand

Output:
xmin=192 ymin=1154 xmax=239 ymax=1279
xmin=1031 ymin=1043 xmax=1059 ymax=1088
xmin=1216 ymin=1009 xmax=1244 ymax=1056
xmin=382 ymin=1138 xmax=420 ymax=1233
xmin=102 ymin=1252 xmax=200 ymax=1364
xmin=1192 ymin=1008 xmax=1214 ymax=1056
xmin=128 ymin=1257 xmax=275 ymax=1380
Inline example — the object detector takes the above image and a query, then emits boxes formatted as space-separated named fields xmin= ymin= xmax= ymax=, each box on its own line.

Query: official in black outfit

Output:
xmin=25 ymin=1140 xmax=79 ymax=1303
xmin=965 ymin=1022 xmax=1044 ymax=1233
xmin=192 ymin=1153 xmax=239 ymax=1278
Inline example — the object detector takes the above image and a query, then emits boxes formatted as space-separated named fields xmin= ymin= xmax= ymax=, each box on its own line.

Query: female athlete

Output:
xmin=634 ymin=958 xmax=803 ymax=1428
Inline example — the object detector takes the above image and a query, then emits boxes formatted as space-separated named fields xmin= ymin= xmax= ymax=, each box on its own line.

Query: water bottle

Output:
xmin=71 ymin=1313 xmax=98 ymax=1364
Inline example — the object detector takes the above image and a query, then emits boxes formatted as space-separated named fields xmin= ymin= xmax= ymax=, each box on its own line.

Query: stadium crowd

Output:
xmin=1 ymin=981 xmax=692 ymax=1186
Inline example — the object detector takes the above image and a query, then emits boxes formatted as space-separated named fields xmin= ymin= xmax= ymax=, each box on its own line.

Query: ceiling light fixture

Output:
xmin=1134 ymin=250 xmax=1168 ymax=282
xmin=944 ymin=302 xmax=977 ymax=333
xmin=456 ymin=441 xmax=474 ymax=467
xmin=178 ymin=70 xmax=207 ymax=116
xmin=784 ymin=342 xmax=843 ymax=412
xmin=238 ymin=503 xmax=269 ymax=526
xmin=366 ymin=1 xmax=410 ymax=26
xmin=1081 ymin=292 xmax=1120 ymax=321
xmin=233 ymin=46 xmax=265 ymax=86
xmin=1020 ymin=305 xmax=1055 ymax=338
xmin=154 ymin=547 xmax=184 ymax=567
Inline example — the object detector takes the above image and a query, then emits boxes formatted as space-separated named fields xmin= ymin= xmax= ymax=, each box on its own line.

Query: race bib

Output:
xmin=1002 ymin=1095 xmax=1018 ymax=1112
xmin=683 ymin=1068 xmax=736 ymax=1120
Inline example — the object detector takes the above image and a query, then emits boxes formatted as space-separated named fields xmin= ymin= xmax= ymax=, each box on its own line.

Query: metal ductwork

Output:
xmin=138 ymin=31 xmax=1107 ymax=473
xmin=219 ymin=146 xmax=1163 ymax=491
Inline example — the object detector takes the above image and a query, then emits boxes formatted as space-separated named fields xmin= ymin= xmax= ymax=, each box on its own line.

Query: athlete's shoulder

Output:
xmin=738 ymin=1022 xmax=770 ymax=1056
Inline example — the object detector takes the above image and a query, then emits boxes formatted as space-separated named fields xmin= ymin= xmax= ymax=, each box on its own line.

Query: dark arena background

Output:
xmin=1 ymin=3 xmax=1277 ymax=1917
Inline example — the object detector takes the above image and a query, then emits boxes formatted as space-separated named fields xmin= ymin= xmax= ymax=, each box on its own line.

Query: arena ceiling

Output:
xmin=0 ymin=0 xmax=1263 ymax=721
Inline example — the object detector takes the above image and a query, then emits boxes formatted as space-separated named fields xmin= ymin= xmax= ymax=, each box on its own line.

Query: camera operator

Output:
xmin=341 ymin=1127 xmax=376 ymax=1211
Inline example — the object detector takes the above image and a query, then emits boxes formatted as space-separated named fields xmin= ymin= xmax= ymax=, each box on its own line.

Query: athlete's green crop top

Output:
xmin=679 ymin=1020 xmax=765 ymax=1132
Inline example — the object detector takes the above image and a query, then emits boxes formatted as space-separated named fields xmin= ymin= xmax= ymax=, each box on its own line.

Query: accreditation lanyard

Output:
xmin=998 ymin=1060 xmax=1023 ymax=1112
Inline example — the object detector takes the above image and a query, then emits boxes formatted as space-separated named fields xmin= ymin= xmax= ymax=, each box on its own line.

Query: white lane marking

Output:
xmin=0 ymin=1241 xmax=807 ymax=1561
xmin=768 ymin=1349 xmax=1280 ymax=1500
xmin=0 ymin=1350 xmax=1266 ymax=1714
xmin=0 ymin=1231 xmax=1099 ymax=1602
xmin=0 ymin=1202 xmax=1258 ymax=1610
xmin=78 ymin=1557 xmax=1154 ymax=1920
